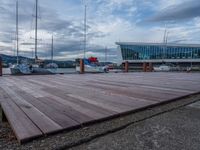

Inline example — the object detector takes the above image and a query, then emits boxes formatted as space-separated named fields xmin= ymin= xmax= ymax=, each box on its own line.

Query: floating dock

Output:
xmin=0 ymin=73 xmax=200 ymax=144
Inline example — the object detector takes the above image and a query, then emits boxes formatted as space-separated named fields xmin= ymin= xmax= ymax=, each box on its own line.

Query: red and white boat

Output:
xmin=76 ymin=57 xmax=108 ymax=73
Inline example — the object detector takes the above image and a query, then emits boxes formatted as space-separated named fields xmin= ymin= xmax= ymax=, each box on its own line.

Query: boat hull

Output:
xmin=153 ymin=66 xmax=171 ymax=72
xmin=32 ymin=67 xmax=55 ymax=75
xmin=10 ymin=64 xmax=32 ymax=75
xmin=76 ymin=65 xmax=106 ymax=73
xmin=10 ymin=68 xmax=22 ymax=75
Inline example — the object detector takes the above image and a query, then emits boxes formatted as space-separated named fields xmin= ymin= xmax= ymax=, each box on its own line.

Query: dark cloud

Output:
xmin=149 ymin=0 xmax=200 ymax=22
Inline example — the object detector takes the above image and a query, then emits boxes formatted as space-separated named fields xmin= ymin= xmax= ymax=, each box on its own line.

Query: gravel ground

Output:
xmin=0 ymin=94 xmax=200 ymax=150
xmin=70 ymin=104 xmax=200 ymax=150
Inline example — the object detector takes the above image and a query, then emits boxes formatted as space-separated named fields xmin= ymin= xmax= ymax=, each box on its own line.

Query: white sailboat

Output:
xmin=153 ymin=64 xmax=171 ymax=72
xmin=31 ymin=0 xmax=54 ymax=74
xmin=10 ymin=0 xmax=31 ymax=75
xmin=76 ymin=3 xmax=108 ymax=73
xmin=45 ymin=35 xmax=58 ymax=73
xmin=153 ymin=27 xmax=171 ymax=72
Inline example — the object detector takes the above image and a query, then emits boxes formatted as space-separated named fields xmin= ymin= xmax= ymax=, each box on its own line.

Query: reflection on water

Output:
xmin=2 ymin=68 xmax=76 ymax=75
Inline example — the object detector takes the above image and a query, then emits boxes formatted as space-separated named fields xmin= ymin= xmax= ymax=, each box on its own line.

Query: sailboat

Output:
xmin=153 ymin=27 xmax=171 ymax=72
xmin=10 ymin=0 xmax=32 ymax=75
xmin=31 ymin=0 xmax=54 ymax=74
xmin=45 ymin=35 xmax=58 ymax=73
xmin=76 ymin=4 xmax=108 ymax=73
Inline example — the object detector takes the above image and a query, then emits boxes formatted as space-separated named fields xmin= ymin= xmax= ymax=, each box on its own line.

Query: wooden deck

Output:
xmin=0 ymin=73 xmax=200 ymax=143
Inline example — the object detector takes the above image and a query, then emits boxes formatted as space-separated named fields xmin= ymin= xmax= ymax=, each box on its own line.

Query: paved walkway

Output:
xmin=70 ymin=101 xmax=200 ymax=150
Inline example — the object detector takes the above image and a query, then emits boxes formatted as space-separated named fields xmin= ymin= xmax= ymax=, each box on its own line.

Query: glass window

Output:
xmin=119 ymin=44 xmax=200 ymax=60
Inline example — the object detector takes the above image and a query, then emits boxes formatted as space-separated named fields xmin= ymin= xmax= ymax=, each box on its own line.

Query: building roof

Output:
xmin=116 ymin=42 xmax=200 ymax=48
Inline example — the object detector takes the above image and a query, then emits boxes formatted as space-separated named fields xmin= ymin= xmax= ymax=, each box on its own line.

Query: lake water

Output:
xmin=2 ymin=68 xmax=76 ymax=75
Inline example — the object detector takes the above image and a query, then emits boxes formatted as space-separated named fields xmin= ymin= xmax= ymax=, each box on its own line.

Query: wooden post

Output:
xmin=80 ymin=59 xmax=85 ymax=74
xmin=0 ymin=56 xmax=2 ymax=76
xmin=149 ymin=63 xmax=153 ymax=72
xmin=125 ymin=61 xmax=129 ymax=72
xmin=143 ymin=63 xmax=147 ymax=72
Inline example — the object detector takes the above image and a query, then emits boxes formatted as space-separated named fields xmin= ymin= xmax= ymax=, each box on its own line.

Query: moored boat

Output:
xmin=76 ymin=57 xmax=108 ymax=73
xmin=153 ymin=64 xmax=171 ymax=72
xmin=10 ymin=1 xmax=31 ymax=75
xmin=10 ymin=64 xmax=32 ymax=75
xmin=45 ymin=35 xmax=58 ymax=74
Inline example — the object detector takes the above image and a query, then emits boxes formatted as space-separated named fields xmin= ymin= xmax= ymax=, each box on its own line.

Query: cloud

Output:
xmin=0 ymin=0 xmax=110 ymax=61
xmin=1 ymin=0 xmax=200 ymax=63
xmin=149 ymin=0 xmax=200 ymax=22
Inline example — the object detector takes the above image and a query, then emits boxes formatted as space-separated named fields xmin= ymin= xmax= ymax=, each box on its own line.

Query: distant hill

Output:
xmin=0 ymin=54 xmax=76 ymax=68
xmin=0 ymin=54 xmax=115 ymax=68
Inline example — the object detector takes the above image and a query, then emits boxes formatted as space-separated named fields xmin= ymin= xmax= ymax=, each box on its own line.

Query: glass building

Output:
xmin=116 ymin=42 xmax=200 ymax=62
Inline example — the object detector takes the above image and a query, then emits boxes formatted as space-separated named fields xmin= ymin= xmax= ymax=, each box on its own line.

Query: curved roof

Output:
xmin=116 ymin=42 xmax=200 ymax=48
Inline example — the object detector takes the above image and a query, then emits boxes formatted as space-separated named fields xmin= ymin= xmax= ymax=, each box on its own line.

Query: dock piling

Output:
xmin=80 ymin=59 xmax=85 ymax=74
xmin=149 ymin=63 xmax=153 ymax=72
xmin=143 ymin=62 xmax=153 ymax=72
xmin=125 ymin=61 xmax=129 ymax=72
xmin=143 ymin=63 xmax=147 ymax=72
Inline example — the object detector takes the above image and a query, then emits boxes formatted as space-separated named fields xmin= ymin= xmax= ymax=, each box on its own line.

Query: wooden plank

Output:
xmin=43 ymin=87 xmax=130 ymax=113
xmin=38 ymin=77 xmax=142 ymax=108
xmin=85 ymin=74 xmax=200 ymax=93
xmin=0 ymin=92 xmax=42 ymax=143
xmin=90 ymin=80 xmax=193 ymax=93
xmin=6 ymin=77 xmax=115 ymax=119
xmin=63 ymin=86 xmax=156 ymax=108
xmin=38 ymin=96 xmax=94 ymax=124
xmin=45 ymin=94 xmax=116 ymax=119
xmin=3 ymin=86 xmax=63 ymax=134
xmin=0 ymin=73 xmax=200 ymax=144
xmin=83 ymin=83 xmax=173 ymax=102
xmin=16 ymin=90 xmax=80 ymax=128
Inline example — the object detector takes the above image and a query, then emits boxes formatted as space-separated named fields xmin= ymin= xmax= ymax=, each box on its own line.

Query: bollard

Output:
xmin=143 ymin=63 xmax=147 ymax=72
xmin=80 ymin=59 xmax=85 ymax=74
xmin=149 ymin=63 xmax=153 ymax=72
xmin=0 ymin=56 xmax=2 ymax=76
xmin=125 ymin=61 xmax=129 ymax=72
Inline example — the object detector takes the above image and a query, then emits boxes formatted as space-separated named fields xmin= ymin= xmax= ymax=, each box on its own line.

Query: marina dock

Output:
xmin=0 ymin=73 xmax=200 ymax=144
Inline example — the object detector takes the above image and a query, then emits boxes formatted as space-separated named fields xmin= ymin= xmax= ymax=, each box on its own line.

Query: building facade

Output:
xmin=116 ymin=42 xmax=200 ymax=70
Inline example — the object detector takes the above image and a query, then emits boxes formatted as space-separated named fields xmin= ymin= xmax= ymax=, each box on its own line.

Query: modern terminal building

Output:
xmin=116 ymin=42 xmax=200 ymax=71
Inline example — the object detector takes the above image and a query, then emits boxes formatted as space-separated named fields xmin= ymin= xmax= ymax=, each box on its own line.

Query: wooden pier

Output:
xmin=0 ymin=73 xmax=200 ymax=143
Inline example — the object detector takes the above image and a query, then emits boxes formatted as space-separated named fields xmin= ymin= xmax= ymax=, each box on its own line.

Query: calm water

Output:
xmin=3 ymin=68 xmax=76 ymax=75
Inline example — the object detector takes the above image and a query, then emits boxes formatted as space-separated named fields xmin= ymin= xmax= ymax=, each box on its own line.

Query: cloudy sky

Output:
xmin=0 ymin=0 xmax=200 ymax=62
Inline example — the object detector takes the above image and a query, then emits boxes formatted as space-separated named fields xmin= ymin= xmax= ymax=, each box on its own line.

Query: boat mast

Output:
xmin=51 ymin=35 xmax=53 ymax=63
xmin=105 ymin=47 xmax=107 ymax=66
xmin=83 ymin=4 xmax=87 ymax=59
xmin=35 ymin=0 xmax=38 ymax=63
xmin=16 ymin=0 xmax=19 ymax=65
xmin=162 ymin=27 xmax=167 ymax=61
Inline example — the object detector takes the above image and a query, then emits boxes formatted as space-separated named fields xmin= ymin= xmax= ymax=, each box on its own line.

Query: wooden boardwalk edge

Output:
xmin=1 ymin=91 xmax=200 ymax=144
xmin=78 ymin=91 xmax=200 ymax=126
xmin=0 ymin=73 xmax=200 ymax=144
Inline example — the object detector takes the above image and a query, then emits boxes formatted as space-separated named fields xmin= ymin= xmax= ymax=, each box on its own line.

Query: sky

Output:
xmin=0 ymin=0 xmax=200 ymax=62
